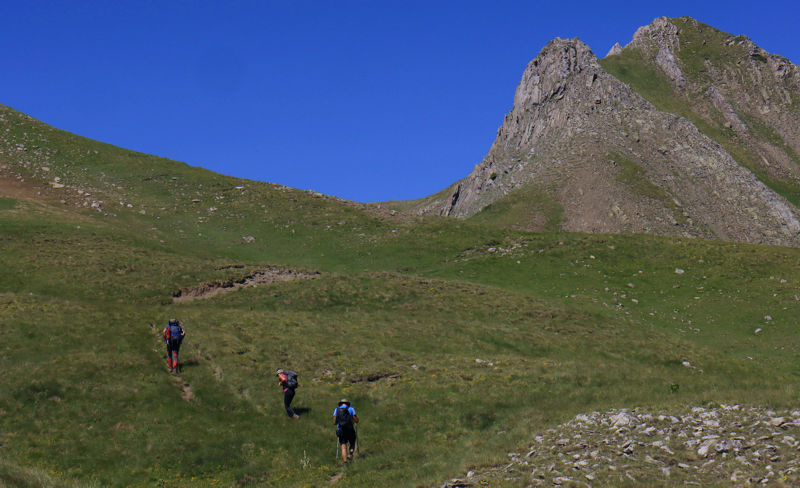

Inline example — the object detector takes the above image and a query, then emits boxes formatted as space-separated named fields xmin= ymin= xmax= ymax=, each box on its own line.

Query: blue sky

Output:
xmin=4 ymin=1 xmax=798 ymax=202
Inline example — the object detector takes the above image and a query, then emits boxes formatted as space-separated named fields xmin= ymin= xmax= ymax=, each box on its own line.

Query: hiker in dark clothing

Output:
xmin=162 ymin=318 xmax=185 ymax=373
xmin=276 ymin=369 xmax=300 ymax=418
xmin=333 ymin=398 xmax=359 ymax=463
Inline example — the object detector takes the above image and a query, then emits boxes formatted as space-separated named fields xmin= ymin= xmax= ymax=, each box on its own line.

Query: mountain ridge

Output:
xmin=406 ymin=17 xmax=800 ymax=247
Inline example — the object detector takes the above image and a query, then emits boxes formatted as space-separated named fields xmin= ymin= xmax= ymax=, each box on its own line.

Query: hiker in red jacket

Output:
xmin=276 ymin=368 xmax=300 ymax=418
xmin=162 ymin=319 xmax=185 ymax=373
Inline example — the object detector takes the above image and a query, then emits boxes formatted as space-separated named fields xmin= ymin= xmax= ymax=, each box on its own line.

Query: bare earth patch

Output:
xmin=173 ymin=376 xmax=194 ymax=402
xmin=0 ymin=175 xmax=49 ymax=201
xmin=172 ymin=266 xmax=320 ymax=302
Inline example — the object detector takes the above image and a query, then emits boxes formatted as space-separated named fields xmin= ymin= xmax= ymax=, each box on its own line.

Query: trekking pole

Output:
xmin=355 ymin=423 xmax=360 ymax=456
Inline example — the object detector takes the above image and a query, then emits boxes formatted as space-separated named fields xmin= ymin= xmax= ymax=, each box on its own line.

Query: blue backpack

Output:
xmin=168 ymin=324 xmax=183 ymax=342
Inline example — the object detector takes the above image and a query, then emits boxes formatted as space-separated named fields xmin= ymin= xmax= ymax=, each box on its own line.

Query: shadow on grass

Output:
xmin=179 ymin=358 xmax=200 ymax=369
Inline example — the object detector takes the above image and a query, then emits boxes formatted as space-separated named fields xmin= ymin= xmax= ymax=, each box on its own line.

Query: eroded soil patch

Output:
xmin=174 ymin=376 xmax=194 ymax=402
xmin=172 ymin=266 xmax=320 ymax=302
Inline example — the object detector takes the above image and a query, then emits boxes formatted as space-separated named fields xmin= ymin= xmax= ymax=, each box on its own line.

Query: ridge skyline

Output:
xmin=4 ymin=2 xmax=799 ymax=203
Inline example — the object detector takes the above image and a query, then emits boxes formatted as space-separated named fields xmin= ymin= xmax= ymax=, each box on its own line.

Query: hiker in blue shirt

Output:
xmin=333 ymin=398 xmax=359 ymax=463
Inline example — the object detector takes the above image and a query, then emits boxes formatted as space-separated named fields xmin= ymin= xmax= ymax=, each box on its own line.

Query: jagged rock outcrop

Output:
xmin=413 ymin=22 xmax=800 ymax=247
xmin=606 ymin=42 xmax=623 ymax=57
xmin=629 ymin=17 xmax=687 ymax=87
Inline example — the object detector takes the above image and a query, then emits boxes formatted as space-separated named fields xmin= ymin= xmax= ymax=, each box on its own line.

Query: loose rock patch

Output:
xmin=446 ymin=405 xmax=800 ymax=487
xmin=172 ymin=266 xmax=320 ymax=302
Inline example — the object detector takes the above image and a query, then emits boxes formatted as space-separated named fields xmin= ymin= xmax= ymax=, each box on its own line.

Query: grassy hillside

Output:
xmin=3 ymin=106 xmax=800 ymax=487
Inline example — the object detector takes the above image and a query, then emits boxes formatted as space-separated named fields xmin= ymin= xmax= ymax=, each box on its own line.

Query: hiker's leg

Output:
xmin=166 ymin=344 xmax=174 ymax=370
xmin=340 ymin=440 xmax=348 ymax=462
xmin=283 ymin=388 xmax=297 ymax=417
xmin=172 ymin=342 xmax=181 ymax=371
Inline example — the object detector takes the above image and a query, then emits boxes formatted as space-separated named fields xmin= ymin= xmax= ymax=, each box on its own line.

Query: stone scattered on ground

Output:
xmin=448 ymin=405 xmax=800 ymax=487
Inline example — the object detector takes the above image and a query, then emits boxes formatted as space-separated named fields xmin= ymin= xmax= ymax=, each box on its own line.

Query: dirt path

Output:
xmin=172 ymin=266 xmax=320 ymax=302
xmin=172 ymin=374 xmax=194 ymax=402
xmin=329 ymin=471 xmax=344 ymax=484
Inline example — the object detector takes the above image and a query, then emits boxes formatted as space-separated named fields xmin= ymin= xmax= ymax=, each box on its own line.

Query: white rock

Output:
xmin=610 ymin=412 xmax=633 ymax=427
xmin=675 ymin=268 xmax=685 ymax=275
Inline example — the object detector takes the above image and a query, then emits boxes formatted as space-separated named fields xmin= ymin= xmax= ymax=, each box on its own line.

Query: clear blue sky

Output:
xmin=4 ymin=1 xmax=798 ymax=202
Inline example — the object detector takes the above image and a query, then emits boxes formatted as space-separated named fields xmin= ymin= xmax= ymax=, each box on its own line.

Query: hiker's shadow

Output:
xmin=179 ymin=359 xmax=200 ymax=369
xmin=294 ymin=407 xmax=311 ymax=415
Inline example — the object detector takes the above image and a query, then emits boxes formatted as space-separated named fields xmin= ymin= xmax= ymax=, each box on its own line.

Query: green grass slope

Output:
xmin=2 ymin=107 xmax=800 ymax=487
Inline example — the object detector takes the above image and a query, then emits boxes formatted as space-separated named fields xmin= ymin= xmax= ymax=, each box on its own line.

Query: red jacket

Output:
xmin=277 ymin=373 xmax=289 ymax=391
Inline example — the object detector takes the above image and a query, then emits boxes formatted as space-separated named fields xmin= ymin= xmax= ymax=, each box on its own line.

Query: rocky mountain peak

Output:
xmin=513 ymin=38 xmax=600 ymax=109
xmin=630 ymin=16 xmax=681 ymax=53
xmin=411 ymin=18 xmax=800 ymax=248
xmin=627 ymin=17 xmax=686 ymax=87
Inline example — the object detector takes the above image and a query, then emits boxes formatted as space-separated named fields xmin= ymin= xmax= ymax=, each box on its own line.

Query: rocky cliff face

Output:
xmin=414 ymin=19 xmax=800 ymax=247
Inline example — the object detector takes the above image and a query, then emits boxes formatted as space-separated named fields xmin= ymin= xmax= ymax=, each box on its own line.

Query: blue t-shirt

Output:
xmin=333 ymin=405 xmax=356 ymax=425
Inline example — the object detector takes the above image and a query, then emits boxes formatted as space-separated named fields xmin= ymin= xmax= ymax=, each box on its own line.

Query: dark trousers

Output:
xmin=337 ymin=426 xmax=357 ymax=450
xmin=167 ymin=339 xmax=181 ymax=356
xmin=283 ymin=388 xmax=297 ymax=417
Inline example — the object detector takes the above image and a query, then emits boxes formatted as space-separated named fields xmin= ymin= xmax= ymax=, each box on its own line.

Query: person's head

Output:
xmin=276 ymin=368 xmax=284 ymax=376
xmin=168 ymin=318 xmax=178 ymax=325
xmin=338 ymin=398 xmax=350 ymax=406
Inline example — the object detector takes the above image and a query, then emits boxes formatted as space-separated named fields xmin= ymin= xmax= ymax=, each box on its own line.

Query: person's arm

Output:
xmin=353 ymin=414 xmax=359 ymax=424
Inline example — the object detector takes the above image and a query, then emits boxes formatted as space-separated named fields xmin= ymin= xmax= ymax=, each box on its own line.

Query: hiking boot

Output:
xmin=292 ymin=414 xmax=300 ymax=419
xmin=347 ymin=452 xmax=353 ymax=460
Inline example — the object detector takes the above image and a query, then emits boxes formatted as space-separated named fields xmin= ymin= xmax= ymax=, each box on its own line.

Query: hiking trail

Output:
xmin=172 ymin=374 xmax=194 ymax=402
